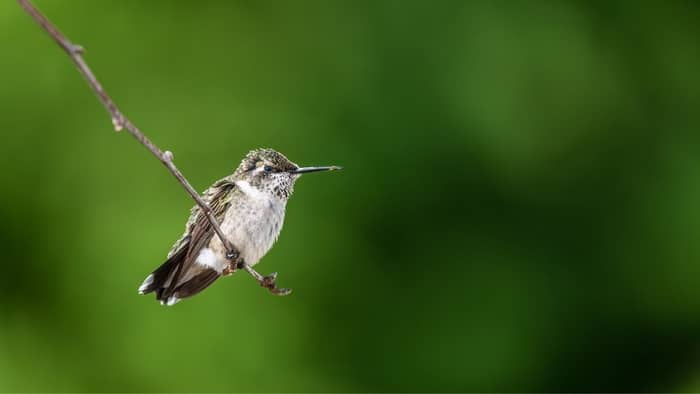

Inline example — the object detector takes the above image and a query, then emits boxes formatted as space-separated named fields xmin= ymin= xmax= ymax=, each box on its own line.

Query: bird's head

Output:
xmin=233 ymin=148 xmax=341 ymax=199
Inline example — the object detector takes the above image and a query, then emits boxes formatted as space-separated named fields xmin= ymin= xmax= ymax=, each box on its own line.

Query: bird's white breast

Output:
xmin=218 ymin=180 xmax=286 ymax=266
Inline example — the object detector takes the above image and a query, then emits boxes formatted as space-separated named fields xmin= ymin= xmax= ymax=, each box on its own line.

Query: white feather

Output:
xmin=195 ymin=247 xmax=227 ymax=273
xmin=138 ymin=274 xmax=154 ymax=294
xmin=235 ymin=180 xmax=265 ymax=200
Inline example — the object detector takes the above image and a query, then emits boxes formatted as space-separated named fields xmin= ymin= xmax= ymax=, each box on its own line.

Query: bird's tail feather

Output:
xmin=138 ymin=243 xmax=222 ymax=306
xmin=138 ymin=245 xmax=187 ymax=296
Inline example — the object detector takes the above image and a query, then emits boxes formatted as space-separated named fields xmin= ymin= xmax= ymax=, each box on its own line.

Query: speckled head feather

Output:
xmin=234 ymin=148 xmax=298 ymax=177
xmin=233 ymin=148 xmax=301 ymax=199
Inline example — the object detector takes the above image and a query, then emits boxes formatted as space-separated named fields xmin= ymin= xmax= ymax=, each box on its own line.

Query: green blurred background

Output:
xmin=1 ymin=0 xmax=699 ymax=391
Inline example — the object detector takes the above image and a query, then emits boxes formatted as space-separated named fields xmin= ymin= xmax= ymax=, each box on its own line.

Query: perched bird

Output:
xmin=138 ymin=148 xmax=341 ymax=306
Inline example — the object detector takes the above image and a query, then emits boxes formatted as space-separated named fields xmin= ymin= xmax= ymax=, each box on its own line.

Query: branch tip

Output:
xmin=20 ymin=0 xmax=243 ymax=294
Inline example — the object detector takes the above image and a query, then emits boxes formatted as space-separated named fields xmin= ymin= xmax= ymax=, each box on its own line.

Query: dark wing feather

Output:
xmin=173 ymin=269 xmax=221 ymax=298
xmin=160 ymin=180 xmax=236 ymax=300
xmin=139 ymin=240 xmax=190 ymax=296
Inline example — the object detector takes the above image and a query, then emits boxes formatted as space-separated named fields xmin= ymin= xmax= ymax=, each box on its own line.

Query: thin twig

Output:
xmin=242 ymin=266 xmax=292 ymax=296
xmin=17 ymin=0 xmax=237 ymax=257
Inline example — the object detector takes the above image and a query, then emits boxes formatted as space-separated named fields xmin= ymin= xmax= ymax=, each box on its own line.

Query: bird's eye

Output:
xmin=263 ymin=165 xmax=273 ymax=173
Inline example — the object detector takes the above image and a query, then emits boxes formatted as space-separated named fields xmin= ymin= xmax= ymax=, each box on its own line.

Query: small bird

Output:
xmin=138 ymin=148 xmax=341 ymax=305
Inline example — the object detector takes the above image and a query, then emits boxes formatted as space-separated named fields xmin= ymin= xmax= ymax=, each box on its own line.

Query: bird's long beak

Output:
xmin=290 ymin=165 xmax=342 ymax=174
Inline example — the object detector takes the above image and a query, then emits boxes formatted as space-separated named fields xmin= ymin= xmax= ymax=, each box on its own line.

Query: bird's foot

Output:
xmin=222 ymin=265 xmax=235 ymax=276
xmin=225 ymin=249 xmax=239 ymax=260
xmin=222 ymin=249 xmax=242 ymax=276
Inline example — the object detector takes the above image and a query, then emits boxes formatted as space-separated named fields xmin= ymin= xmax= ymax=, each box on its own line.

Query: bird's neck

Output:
xmin=235 ymin=179 xmax=292 ymax=202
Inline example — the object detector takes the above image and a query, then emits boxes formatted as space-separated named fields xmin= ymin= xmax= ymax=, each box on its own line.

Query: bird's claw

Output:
xmin=222 ymin=265 xmax=235 ymax=276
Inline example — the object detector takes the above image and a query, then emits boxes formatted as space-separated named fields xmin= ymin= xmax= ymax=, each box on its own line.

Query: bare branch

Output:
xmin=241 ymin=264 xmax=292 ymax=296
xmin=17 ymin=0 xmax=237 ymax=258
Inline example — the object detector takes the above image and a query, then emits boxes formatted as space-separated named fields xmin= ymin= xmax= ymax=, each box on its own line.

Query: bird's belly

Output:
xmin=218 ymin=197 xmax=286 ymax=266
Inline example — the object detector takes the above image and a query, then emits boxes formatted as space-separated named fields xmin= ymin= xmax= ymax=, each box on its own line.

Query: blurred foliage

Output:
xmin=1 ymin=0 xmax=700 ymax=391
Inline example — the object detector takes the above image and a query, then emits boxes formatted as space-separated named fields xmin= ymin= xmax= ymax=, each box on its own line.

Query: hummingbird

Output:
xmin=138 ymin=148 xmax=341 ymax=306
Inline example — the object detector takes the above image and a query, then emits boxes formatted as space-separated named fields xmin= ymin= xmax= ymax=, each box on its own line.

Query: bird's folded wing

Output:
xmin=162 ymin=179 xmax=237 ymax=298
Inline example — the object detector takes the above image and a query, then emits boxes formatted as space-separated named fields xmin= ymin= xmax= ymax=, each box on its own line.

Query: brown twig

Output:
xmin=17 ymin=0 xmax=236 ymax=258
xmin=241 ymin=266 xmax=293 ymax=296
